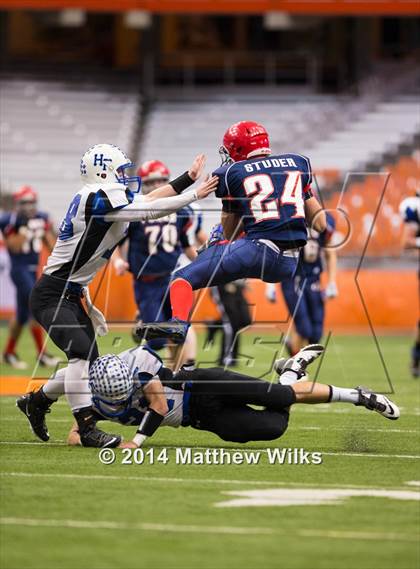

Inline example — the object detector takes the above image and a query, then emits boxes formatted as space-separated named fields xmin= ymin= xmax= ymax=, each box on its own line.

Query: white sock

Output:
xmin=279 ymin=370 xmax=299 ymax=385
xmin=64 ymin=359 xmax=92 ymax=411
xmin=42 ymin=368 xmax=66 ymax=401
xmin=330 ymin=385 xmax=359 ymax=404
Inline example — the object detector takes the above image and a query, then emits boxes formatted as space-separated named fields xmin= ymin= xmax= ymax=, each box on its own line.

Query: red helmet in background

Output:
xmin=221 ymin=121 xmax=271 ymax=163
xmin=137 ymin=160 xmax=170 ymax=183
xmin=13 ymin=185 xmax=38 ymax=203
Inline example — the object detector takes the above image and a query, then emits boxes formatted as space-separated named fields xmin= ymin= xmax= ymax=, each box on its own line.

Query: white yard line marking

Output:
xmin=0 ymin=440 xmax=419 ymax=459
xmin=0 ymin=472 xmax=417 ymax=491
xmin=0 ymin=517 xmax=418 ymax=543
xmin=297 ymin=529 xmax=419 ymax=543
xmin=0 ymin=517 xmax=272 ymax=536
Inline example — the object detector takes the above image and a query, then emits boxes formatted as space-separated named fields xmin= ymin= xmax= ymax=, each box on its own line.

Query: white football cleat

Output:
xmin=355 ymin=386 xmax=400 ymax=420
xmin=276 ymin=344 xmax=324 ymax=383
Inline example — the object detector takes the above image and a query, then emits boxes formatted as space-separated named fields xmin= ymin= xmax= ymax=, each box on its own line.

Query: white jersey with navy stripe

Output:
xmin=44 ymin=182 xmax=199 ymax=286
xmin=44 ymin=183 xmax=132 ymax=285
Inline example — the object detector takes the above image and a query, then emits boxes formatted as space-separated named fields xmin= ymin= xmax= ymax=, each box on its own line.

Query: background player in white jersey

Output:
xmin=19 ymin=344 xmax=399 ymax=449
xmin=399 ymin=190 xmax=420 ymax=377
xmin=21 ymin=143 xmax=218 ymax=448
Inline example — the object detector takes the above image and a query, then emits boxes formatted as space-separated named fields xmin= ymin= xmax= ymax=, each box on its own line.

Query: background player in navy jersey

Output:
xmin=138 ymin=120 xmax=326 ymax=345
xmin=266 ymin=212 xmax=338 ymax=356
xmin=0 ymin=186 xmax=58 ymax=369
xmin=399 ymin=190 xmax=420 ymax=377
xmin=113 ymin=160 xmax=198 ymax=367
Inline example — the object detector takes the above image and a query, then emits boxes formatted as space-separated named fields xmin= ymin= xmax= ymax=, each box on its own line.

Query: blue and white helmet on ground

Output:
xmin=80 ymin=144 xmax=141 ymax=192
xmin=89 ymin=354 xmax=136 ymax=417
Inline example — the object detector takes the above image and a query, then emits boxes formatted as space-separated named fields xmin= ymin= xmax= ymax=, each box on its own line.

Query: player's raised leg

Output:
xmin=276 ymin=345 xmax=400 ymax=419
xmin=138 ymin=237 xmax=297 ymax=344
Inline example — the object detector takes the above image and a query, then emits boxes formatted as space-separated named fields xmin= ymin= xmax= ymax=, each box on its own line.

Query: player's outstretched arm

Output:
xmin=105 ymin=176 xmax=218 ymax=223
xmin=304 ymin=196 xmax=326 ymax=233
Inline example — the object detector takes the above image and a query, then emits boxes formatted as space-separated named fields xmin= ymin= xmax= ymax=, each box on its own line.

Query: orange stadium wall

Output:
xmin=87 ymin=267 xmax=418 ymax=332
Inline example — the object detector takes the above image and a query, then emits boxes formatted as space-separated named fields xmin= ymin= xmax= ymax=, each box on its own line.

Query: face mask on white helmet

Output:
xmin=89 ymin=354 xmax=137 ymax=418
xmin=80 ymin=144 xmax=141 ymax=193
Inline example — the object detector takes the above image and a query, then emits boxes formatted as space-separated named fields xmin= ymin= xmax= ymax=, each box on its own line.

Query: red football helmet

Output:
xmin=138 ymin=160 xmax=170 ymax=183
xmin=13 ymin=185 xmax=38 ymax=203
xmin=220 ymin=121 xmax=271 ymax=163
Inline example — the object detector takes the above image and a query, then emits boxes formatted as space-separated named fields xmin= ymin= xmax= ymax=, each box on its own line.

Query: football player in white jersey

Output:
xmin=399 ymin=189 xmax=420 ymax=377
xmin=19 ymin=344 xmax=399 ymax=449
xmin=19 ymin=144 xmax=218 ymax=448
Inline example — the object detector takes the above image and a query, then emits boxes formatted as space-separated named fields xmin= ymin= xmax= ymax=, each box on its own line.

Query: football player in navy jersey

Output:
xmin=137 ymin=120 xmax=326 ymax=345
xmin=0 ymin=186 xmax=58 ymax=369
xmin=399 ymin=190 xmax=420 ymax=377
xmin=113 ymin=160 xmax=198 ymax=364
xmin=267 ymin=212 xmax=338 ymax=355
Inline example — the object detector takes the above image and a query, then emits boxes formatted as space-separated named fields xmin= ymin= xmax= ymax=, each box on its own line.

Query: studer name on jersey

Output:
xmin=244 ymin=157 xmax=298 ymax=173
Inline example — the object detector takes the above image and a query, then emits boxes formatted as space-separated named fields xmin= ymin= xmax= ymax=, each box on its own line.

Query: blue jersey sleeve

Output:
xmin=213 ymin=164 xmax=231 ymax=199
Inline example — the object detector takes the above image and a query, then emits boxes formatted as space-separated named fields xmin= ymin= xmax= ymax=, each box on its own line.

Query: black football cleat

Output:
xmin=79 ymin=425 xmax=121 ymax=448
xmin=74 ymin=407 xmax=121 ymax=448
xmin=16 ymin=391 xmax=52 ymax=442
xmin=135 ymin=318 xmax=190 ymax=345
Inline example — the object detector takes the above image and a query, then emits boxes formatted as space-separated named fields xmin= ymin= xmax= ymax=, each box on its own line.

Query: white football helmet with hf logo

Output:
xmin=80 ymin=144 xmax=141 ymax=192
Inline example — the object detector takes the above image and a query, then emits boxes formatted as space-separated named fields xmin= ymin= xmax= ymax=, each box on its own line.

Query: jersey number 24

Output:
xmin=243 ymin=172 xmax=305 ymax=223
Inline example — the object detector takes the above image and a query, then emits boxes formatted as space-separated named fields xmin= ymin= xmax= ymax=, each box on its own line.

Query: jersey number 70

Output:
xmin=243 ymin=172 xmax=305 ymax=223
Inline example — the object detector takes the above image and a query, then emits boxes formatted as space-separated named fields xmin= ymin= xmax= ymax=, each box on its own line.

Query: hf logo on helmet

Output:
xmin=93 ymin=153 xmax=113 ymax=171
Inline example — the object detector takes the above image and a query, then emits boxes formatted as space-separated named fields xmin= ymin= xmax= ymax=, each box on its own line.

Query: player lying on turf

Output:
xmin=17 ymin=345 xmax=399 ymax=448
xmin=136 ymin=121 xmax=327 ymax=346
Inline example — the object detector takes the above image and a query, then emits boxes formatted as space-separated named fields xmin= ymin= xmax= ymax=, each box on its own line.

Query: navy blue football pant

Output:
xmin=282 ymin=277 xmax=325 ymax=343
xmin=174 ymin=239 xmax=298 ymax=290
xmin=10 ymin=266 xmax=36 ymax=325
xmin=134 ymin=275 xmax=172 ymax=350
